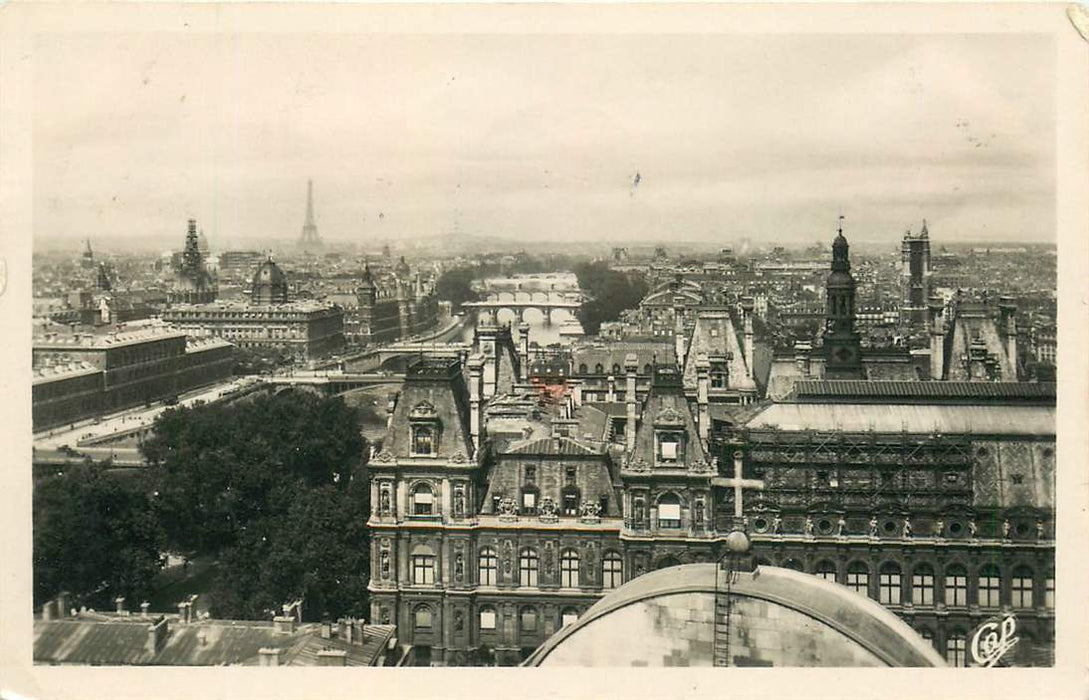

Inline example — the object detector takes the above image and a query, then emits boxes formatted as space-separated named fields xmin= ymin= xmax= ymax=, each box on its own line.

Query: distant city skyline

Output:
xmin=33 ymin=33 xmax=1054 ymax=247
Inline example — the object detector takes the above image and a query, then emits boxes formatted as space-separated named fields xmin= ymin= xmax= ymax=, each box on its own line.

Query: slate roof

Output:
xmin=629 ymin=370 xmax=709 ymax=467
xmin=681 ymin=311 xmax=755 ymax=392
xmin=501 ymin=435 xmax=605 ymax=457
xmin=745 ymin=402 xmax=1054 ymax=436
xmin=572 ymin=341 xmax=676 ymax=375
xmin=383 ymin=357 xmax=474 ymax=460
xmin=793 ymin=380 xmax=1056 ymax=403
xmin=33 ymin=615 xmax=395 ymax=666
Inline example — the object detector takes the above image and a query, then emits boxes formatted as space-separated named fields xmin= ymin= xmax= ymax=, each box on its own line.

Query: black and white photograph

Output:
xmin=2 ymin=2 xmax=1087 ymax=698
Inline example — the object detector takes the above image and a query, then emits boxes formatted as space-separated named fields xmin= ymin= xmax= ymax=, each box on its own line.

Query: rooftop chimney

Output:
xmin=146 ymin=615 xmax=169 ymax=656
xmin=624 ymin=353 xmax=638 ymax=453
xmin=273 ymin=615 xmax=296 ymax=634
xmin=695 ymin=354 xmax=710 ymax=444
xmin=468 ymin=354 xmax=485 ymax=456
xmin=741 ymin=297 xmax=755 ymax=382
xmin=320 ymin=619 xmax=332 ymax=640
xmin=140 ymin=601 xmax=151 ymax=617
xmin=41 ymin=600 xmax=55 ymax=622
xmin=258 ymin=647 xmax=282 ymax=667
xmin=115 ymin=596 xmax=126 ymax=615
xmin=317 ymin=649 xmax=349 ymax=666
xmin=928 ymin=297 xmax=945 ymax=381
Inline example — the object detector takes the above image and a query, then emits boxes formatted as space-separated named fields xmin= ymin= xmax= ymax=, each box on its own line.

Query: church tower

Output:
xmin=823 ymin=219 xmax=863 ymax=379
xmin=298 ymin=179 xmax=323 ymax=253
xmin=899 ymin=220 xmax=931 ymax=331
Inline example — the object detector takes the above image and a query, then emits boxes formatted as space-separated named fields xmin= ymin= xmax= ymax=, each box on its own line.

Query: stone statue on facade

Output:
xmin=694 ymin=500 xmax=705 ymax=528
xmin=538 ymin=496 xmax=558 ymax=522
xmin=804 ymin=515 xmax=814 ymax=537
xmin=1036 ymin=519 xmax=1045 ymax=540
xmin=968 ymin=519 xmax=978 ymax=538
xmin=454 ymin=489 xmax=465 ymax=519
xmin=902 ymin=517 xmax=912 ymax=538
xmin=579 ymin=500 xmax=602 ymax=522
xmin=497 ymin=497 xmax=518 ymax=520
xmin=771 ymin=514 xmax=782 ymax=534
xmin=836 ymin=515 xmax=847 ymax=537
xmin=1003 ymin=519 xmax=1011 ymax=539
xmin=380 ymin=489 xmax=391 ymax=516
xmin=455 ymin=553 xmax=464 ymax=582
xmin=934 ymin=518 xmax=944 ymax=539
xmin=869 ymin=515 xmax=879 ymax=537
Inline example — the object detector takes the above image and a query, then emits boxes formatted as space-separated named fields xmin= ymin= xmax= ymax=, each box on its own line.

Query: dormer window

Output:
xmin=657 ymin=431 xmax=684 ymax=464
xmin=413 ymin=426 xmax=435 ymax=455
xmin=521 ymin=487 xmax=538 ymax=514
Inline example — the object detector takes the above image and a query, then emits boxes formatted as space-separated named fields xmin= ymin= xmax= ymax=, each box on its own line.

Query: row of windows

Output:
xmin=412 ymin=604 xmax=580 ymax=633
xmin=410 ymin=548 xmax=625 ymax=589
xmin=800 ymin=560 xmax=1053 ymax=609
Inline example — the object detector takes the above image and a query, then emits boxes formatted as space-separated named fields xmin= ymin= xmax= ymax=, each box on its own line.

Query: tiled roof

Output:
xmin=793 ymin=380 xmax=1055 ymax=402
xmin=745 ymin=402 xmax=1054 ymax=436
xmin=502 ymin=435 xmax=604 ymax=456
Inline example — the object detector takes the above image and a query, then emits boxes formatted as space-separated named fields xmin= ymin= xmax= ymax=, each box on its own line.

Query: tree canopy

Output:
xmin=574 ymin=261 xmax=648 ymax=334
xmin=34 ymin=462 xmax=164 ymax=608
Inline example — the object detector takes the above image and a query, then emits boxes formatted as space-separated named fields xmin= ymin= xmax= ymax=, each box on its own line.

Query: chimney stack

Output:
xmin=141 ymin=601 xmax=151 ymax=617
xmin=998 ymin=296 xmax=1017 ymax=377
xmin=258 ymin=647 xmax=282 ymax=667
xmin=673 ymin=306 xmax=686 ymax=369
xmin=467 ymin=354 xmax=485 ymax=456
xmin=741 ymin=297 xmax=755 ymax=382
xmin=317 ymin=649 xmax=349 ymax=666
xmin=624 ymin=354 xmax=638 ymax=453
xmin=273 ymin=614 xmax=296 ymax=634
xmin=57 ymin=592 xmax=68 ymax=617
xmin=115 ymin=596 xmax=126 ymax=615
xmin=928 ymin=297 xmax=945 ymax=381
xmin=342 ymin=617 xmax=355 ymax=645
xmin=695 ymin=354 xmax=710 ymax=444
xmin=146 ymin=616 xmax=169 ymax=656
xmin=793 ymin=342 xmax=811 ymax=378
xmin=41 ymin=600 xmax=54 ymax=622
xmin=519 ymin=322 xmax=531 ymax=381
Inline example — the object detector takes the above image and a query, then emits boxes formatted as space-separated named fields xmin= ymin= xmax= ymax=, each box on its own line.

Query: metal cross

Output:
xmin=711 ymin=451 xmax=766 ymax=519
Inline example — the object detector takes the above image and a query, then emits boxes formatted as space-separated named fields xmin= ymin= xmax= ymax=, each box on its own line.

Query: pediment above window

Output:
xmin=654 ymin=406 xmax=685 ymax=427
xmin=410 ymin=400 xmax=438 ymax=419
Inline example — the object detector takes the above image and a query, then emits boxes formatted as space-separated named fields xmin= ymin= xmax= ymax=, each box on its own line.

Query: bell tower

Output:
xmin=822 ymin=218 xmax=863 ymax=379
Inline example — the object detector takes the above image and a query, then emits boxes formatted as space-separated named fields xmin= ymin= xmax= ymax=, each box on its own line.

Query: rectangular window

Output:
xmin=565 ymin=467 xmax=576 ymax=486
xmin=879 ymin=572 xmax=901 ymax=605
xmin=944 ymin=574 xmax=967 ymax=607
xmin=658 ymin=502 xmax=681 ymax=528
xmin=603 ymin=556 xmax=623 ymax=589
xmin=479 ymin=609 xmax=496 ymax=630
xmin=946 ymin=636 xmax=967 ymax=667
xmin=562 ymin=491 xmax=579 ymax=516
xmin=659 ymin=440 xmax=678 ymax=461
xmin=522 ymin=491 xmax=536 ymax=511
xmin=847 ymin=571 xmax=869 ymax=596
xmin=412 ymin=555 xmax=435 ymax=585
xmin=978 ymin=573 xmax=1001 ymax=608
xmin=1011 ymin=576 xmax=1033 ymax=609
xmin=912 ymin=572 xmax=935 ymax=606
xmin=1045 ymin=577 xmax=1055 ymax=609
xmin=479 ymin=550 xmax=497 ymax=586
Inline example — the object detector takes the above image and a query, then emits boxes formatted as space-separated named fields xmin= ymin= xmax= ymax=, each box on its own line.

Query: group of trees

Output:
xmin=574 ymin=261 xmax=648 ymax=335
xmin=33 ymin=390 xmax=371 ymax=621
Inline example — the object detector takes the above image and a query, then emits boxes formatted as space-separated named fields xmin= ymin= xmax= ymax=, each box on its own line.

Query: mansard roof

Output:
xmin=382 ymin=357 xmax=474 ymax=460
xmin=501 ymin=435 xmax=605 ymax=457
xmin=681 ymin=310 xmax=755 ymax=392
xmin=628 ymin=368 xmax=709 ymax=467
xmin=745 ymin=402 xmax=1054 ymax=437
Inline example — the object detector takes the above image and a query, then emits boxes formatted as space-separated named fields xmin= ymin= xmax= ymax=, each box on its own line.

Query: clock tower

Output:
xmin=823 ymin=221 xmax=864 ymax=379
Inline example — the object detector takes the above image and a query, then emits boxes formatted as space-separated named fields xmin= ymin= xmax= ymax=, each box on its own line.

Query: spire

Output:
xmin=305 ymin=179 xmax=315 ymax=227
xmin=831 ymin=216 xmax=850 ymax=273
xmin=920 ymin=219 xmax=929 ymax=238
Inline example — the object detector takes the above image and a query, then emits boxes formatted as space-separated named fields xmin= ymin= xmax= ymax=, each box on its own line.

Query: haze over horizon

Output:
xmin=33 ymin=33 xmax=1055 ymax=249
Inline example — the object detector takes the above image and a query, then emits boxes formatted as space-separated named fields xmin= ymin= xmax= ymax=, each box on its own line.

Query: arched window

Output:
xmin=478 ymin=546 xmax=498 ymax=586
xmin=944 ymin=564 xmax=968 ymax=607
xmin=657 ymin=493 xmax=682 ymax=528
xmin=782 ymin=558 xmax=803 ymax=571
xmin=519 ymin=606 xmax=538 ymax=633
xmin=412 ymin=483 xmax=434 ymax=516
xmin=594 ymin=363 xmax=604 ymax=374
xmin=912 ymin=564 xmax=935 ymax=606
xmin=978 ymin=564 xmax=1001 ymax=608
xmin=612 ymin=363 xmax=621 ymax=375
xmin=578 ymin=363 xmax=588 ymax=374
xmin=655 ymin=556 xmax=682 ymax=570
xmin=946 ymin=629 xmax=968 ymax=667
xmin=414 ymin=604 xmax=433 ymax=629
xmin=478 ymin=605 xmax=497 ymax=631
xmin=879 ymin=562 xmax=902 ymax=605
xmin=846 ymin=561 xmax=870 ymax=596
xmin=815 ymin=560 xmax=838 ymax=582
xmin=561 ymin=607 xmax=579 ymax=627
xmin=643 ymin=364 xmax=653 ymax=375
xmin=560 ymin=549 xmax=580 ymax=588
xmin=1011 ymin=565 xmax=1034 ymax=609
xmin=602 ymin=551 xmax=623 ymax=589
xmin=519 ymin=548 xmax=539 ymax=587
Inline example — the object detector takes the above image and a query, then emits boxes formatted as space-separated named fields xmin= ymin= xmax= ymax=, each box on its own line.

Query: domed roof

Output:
xmin=253 ymin=257 xmax=286 ymax=286
xmin=524 ymin=563 xmax=945 ymax=668
xmin=251 ymin=256 xmax=289 ymax=304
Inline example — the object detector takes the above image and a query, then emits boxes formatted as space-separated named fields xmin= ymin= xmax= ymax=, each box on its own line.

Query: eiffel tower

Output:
xmin=298 ymin=179 xmax=323 ymax=252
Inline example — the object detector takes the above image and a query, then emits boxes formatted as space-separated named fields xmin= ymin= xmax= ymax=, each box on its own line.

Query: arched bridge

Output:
xmin=462 ymin=299 xmax=581 ymax=324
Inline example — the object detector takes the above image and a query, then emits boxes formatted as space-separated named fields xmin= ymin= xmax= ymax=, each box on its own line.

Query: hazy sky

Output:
xmin=33 ymin=32 xmax=1055 ymax=248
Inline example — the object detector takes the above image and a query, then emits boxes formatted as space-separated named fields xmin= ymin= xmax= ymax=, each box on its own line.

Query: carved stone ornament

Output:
xmin=628 ymin=459 xmax=650 ymax=472
xmin=579 ymin=500 xmax=602 ymax=521
xmin=375 ymin=450 xmax=394 ymax=463
xmin=539 ymin=496 xmax=558 ymax=522
xmin=410 ymin=400 xmax=438 ymax=418
xmin=451 ymin=451 xmax=468 ymax=464
xmin=497 ymin=497 xmax=519 ymax=519
xmin=655 ymin=406 xmax=685 ymax=425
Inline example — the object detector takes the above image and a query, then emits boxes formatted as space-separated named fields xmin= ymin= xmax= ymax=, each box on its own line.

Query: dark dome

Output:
xmin=251 ymin=257 xmax=289 ymax=304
